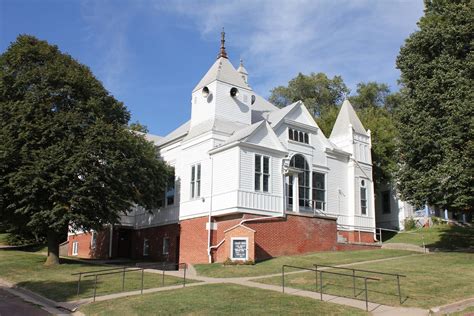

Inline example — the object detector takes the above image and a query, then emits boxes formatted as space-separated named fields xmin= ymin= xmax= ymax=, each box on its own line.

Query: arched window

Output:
xmin=360 ymin=180 xmax=367 ymax=215
xmin=289 ymin=154 xmax=310 ymax=207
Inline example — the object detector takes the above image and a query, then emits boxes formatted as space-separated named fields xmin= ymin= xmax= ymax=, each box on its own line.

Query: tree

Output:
xmin=269 ymin=72 xmax=349 ymax=116
xmin=0 ymin=35 xmax=170 ymax=265
xmin=396 ymin=0 xmax=473 ymax=212
xmin=129 ymin=121 xmax=149 ymax=133
xmin=349 ymin=82 xmax=390 ymax=110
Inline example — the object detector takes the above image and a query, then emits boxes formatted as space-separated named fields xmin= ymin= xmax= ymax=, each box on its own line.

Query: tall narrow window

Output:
xmin=72 ymin=241 xmax=78 ymax=256
xmin=312 ymin=172 xmax=326 ymax=210
xmin=382 ymin=191 xmax=391 ymax=214
xmin=166 ymin=171 xmax=175 ymax=206
xmin=288 ymin=128 xmax=294 ymax=140
xmin=255 ymin=154 xmax=270 ymax=192
xmin=360 ymin=180 xmax=367 ymax=215
xmin=162 ymin=237 xmax=170 ymax=255
xmin=289 ymin=155 xmax=310 ymax=207
xmin=143 ymin=239 xmax=150 ymax=256
xmin=190 ymin=164 xmax=201 ymax=199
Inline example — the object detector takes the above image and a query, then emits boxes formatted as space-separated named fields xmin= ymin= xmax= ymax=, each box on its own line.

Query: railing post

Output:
xmin=183 ymin=264 xmax=186 ymax=288
xmin=353 ymin=269 xmax=356 ymax=297
xmin=397 ymin=275 xmax=401 ymax=304
xmin=282 ymin=266 xmax=285 ymax=293
xmin=379 ymin=228 xmax=383 ymax=244
xmin=93 ymin=274 xmax=98 ymax=302
xmin=319 ymin=271 xmax=323 ymax=301
xmin=314 ymin=265 xmax=318 ymax=292
xmin=76 ymin=273 xmax=82 ymax=296
xmin=122 ymin=267 xmax=126 ymax=291
xmin=364 ymin=278 xmax=368 ymax=311
xmin=141 ymin=268 xmax=144 ymax=294
xmin=162 ymin=265 xmax=165 ymax=287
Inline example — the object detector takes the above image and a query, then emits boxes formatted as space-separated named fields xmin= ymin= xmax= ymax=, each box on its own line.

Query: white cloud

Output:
xmin=157 ymin=0 xmax=424 ymax=96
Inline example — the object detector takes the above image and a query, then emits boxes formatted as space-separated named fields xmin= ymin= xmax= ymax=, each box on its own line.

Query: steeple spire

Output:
xmin=217 ymin=28 xmax=228 ymax=59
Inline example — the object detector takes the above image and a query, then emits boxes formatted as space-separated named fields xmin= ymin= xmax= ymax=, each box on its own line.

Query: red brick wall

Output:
xmin=180 ymin=213 xmax=339 ymax=264
xmin=246 ymin=214 xmax=338 ymax=260
xmin=67 ymin=229 xmax=110 ymax=259
xmin=223 ymin=226 xmax=255 ymax=262
xmin=179 ymin=216 xmax=210 ymax=264
xmin=338 ymin=230 xmax=375 ymax=243
xmin=131 ymin=224 xmax=180 ymax=262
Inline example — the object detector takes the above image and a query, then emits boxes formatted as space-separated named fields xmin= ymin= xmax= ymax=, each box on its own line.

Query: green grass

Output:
xmin=384 ymin=225 xmax=474 ymax=249
xmin=195 ymin=249 xmax=413 ymax=278
xmin=254 ymin=252 xmax=474 ymax=309
xmin=0 ymin=249 xmax=195 ymax=302
xmin=80 ymin=283 xmax=367 ymax=316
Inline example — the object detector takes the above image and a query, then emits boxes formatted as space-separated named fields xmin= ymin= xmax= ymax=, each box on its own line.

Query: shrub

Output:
xmin=404 ymin=217 xmax=417 ymax=231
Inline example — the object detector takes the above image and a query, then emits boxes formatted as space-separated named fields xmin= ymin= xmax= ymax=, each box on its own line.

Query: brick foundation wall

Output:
xmin=131 ymin=224 xmax=180 ymax=262
xmin=180 ymin=213 xmax=339 ymax=264
xmin=338 ymin=230 xmax=375 ymax=243
xmin=68 ymin=229 xmax=110 ymax=259
xmin=179 ymin=216 xmax=210 ymax=264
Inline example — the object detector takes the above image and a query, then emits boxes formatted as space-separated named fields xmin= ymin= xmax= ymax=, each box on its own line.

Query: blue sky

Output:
xmin=0 ymin=0 xmax=424 ymax=136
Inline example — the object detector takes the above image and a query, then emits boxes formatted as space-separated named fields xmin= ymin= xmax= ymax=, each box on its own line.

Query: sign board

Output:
xmin=232 ymin=239 xmax=247 ymax=259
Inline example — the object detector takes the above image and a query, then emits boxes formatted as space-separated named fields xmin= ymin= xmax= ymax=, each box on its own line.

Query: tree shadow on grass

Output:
xmin=16 ymin=279 xmax=96 ymax=302
xmin=427 ymin=225 xmax=474 ymax=251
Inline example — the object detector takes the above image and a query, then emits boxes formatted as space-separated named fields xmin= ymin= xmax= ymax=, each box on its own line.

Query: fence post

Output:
xmin=353 ymin=269 xmax=356 ymax=297
xmin=282 ymin=266 xmax=285 ymax=293
xmin=364 ymin=278 xmax=368 ymax=311
xmin=122 ymin=267 xmax=126 ymax=291
xmin=397 ymin=275 xmax=402 ymax=304
xmin=162 ymin=267 xmax=165 ymax=287
xmin=141 ymin=268 xmax=144 ymax=294
xmin=379 ymin=228 xmax=383 ymax=244
xmin=93 ymin=274 xmax=98 ymax=302
xmin=76 ymin=273 xmax=82 ymax=296
xmin=319 ymin=271 xmax=323 ymax=301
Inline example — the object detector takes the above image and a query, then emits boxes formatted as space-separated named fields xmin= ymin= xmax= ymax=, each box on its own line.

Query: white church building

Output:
xmin=68 ymin=32 xmax=379 ymax=263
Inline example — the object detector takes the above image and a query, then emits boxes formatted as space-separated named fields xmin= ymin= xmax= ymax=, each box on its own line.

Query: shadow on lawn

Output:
xmin=427 ymin=225 xmax=474 ymax=251
xmin=16 ymin=278 xmax=96 ymax=302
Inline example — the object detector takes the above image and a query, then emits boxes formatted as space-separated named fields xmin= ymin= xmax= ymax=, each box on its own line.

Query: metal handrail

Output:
xmin=281 ymin=265 xmax=379 ymax=311
xmin=314 ymin=264 xmax=406 ymax=304
xmin=74 ymin=262 xmax=187 ymax=301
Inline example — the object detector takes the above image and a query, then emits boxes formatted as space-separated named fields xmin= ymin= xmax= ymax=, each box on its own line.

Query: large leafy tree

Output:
xmin=0 ymin=35 xmax=170 ymax=265
xmin=271 ymin=72 xmax=399 ymax=187
xmin=396 ymin=0 xmax=473 ymax=212
xmin=269 ymin=72 xmax=349 ymax=116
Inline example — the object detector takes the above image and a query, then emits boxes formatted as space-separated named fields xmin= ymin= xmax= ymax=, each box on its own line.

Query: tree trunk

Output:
xmin=44 ymin=230 xmax=60 ymax=266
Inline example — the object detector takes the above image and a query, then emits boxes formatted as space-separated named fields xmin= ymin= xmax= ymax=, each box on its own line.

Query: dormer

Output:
xmin=330 ymin=99 xmax=372 ymax=164
xmin=190 ymin=31 xmax=253 ymax=128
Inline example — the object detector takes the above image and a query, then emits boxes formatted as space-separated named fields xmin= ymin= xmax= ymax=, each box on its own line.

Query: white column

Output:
xmin=292 ymin=174 xmax=299 ymax=213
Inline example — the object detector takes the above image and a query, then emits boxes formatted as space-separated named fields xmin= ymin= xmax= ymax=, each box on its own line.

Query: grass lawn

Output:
xmin=254 ymin=252 xmax=474 ymax=309
xmin=0 ymin=249 xmax=195 ymax=302
xmin=80 ymin=283 xmax=367 ymax=316
xmin=448 ymin=306 xmax=474 ymax=316
xmin=195 ymin=249 xmax=413 ymax=278
xmin=384 ymin=225 xmax=474 ymax=249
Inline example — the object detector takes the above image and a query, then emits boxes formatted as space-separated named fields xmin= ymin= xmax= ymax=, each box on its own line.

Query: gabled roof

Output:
xmin=156 ymin=120 xmax=190 ymax=147
xmin=223 ymin=121 xmax=264 ymax=145
xmin=330 ymin=99 xmax=368 ymax=139
xmin=265 ymin=101 xmax=300 ymax=126
xmin=184 ymin=118 xmax=246 ymax=141
xmin=193 ymin=57 xmax=250 ymax=93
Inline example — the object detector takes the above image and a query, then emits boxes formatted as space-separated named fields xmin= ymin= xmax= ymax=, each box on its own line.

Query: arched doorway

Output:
xmin=287 ymin=154 xmax=310 ymax=208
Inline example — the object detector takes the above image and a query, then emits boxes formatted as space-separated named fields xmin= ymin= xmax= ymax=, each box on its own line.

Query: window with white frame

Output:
xmin=288 ymin=128 xmax=309 ymax=144
xmin=312 ymin=172 xmax=326 ymax=210
xmin=190 ymin=164 xmax=201 ymax=199
xmin=72 ymin=241 xmax=78 ymax=256
xmin=143 ymin=239 xmax=150 ymax=256
xmin=255 ymin=154 xmax=270 ymax=192
xmin=90 ymin=231 xmax=97 ymax=249
xmin=360 ymin=180 xmax=368 ymax=215
xmin=162 ymin=237 xmax=170 ymax=255
xmin=231 ymin=237 xmax=248 ymax=261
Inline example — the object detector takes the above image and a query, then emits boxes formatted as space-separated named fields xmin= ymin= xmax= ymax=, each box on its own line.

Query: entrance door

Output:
xmin=117 ymin=229 xmax=131 ymax=258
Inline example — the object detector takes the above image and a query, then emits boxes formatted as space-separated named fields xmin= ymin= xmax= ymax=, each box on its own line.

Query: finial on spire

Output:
xmin=217 ymin=27 xmax=228 ymax=59
xmin=240 ymin=58 xmax=244 ymax=66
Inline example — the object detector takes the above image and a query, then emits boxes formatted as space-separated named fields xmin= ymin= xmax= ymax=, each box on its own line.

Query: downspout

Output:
xmin=108 ymin=224 xmax=113 ymax=259
xmin=207 ymin=154 xmax=214 ymax=263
